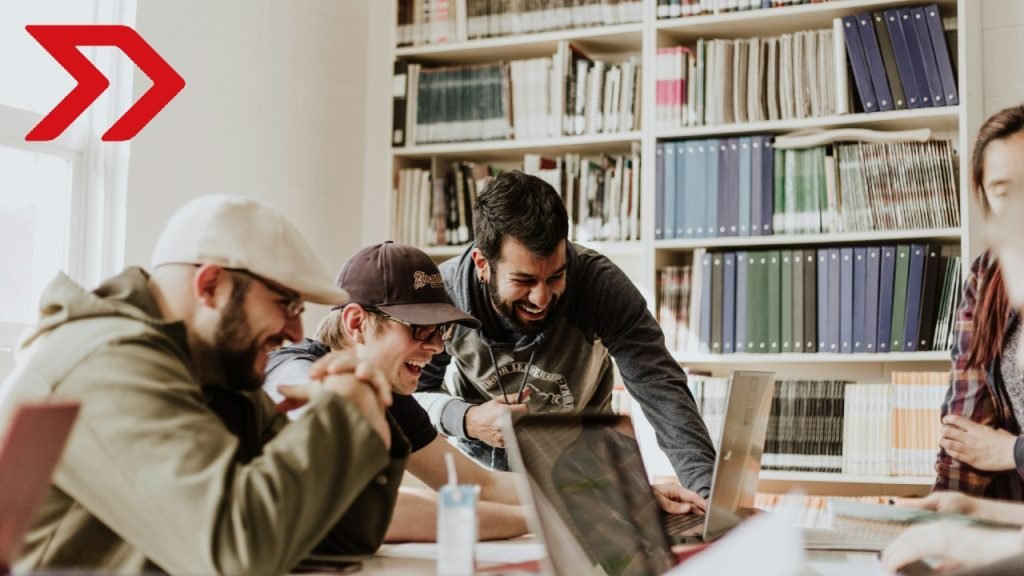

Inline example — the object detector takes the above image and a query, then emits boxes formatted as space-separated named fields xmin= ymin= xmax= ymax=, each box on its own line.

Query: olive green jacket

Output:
xmin=0 ymin=268 xmax=408 ymax=575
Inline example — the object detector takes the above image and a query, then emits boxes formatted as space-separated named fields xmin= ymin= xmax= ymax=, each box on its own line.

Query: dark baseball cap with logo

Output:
xmin=335 ymin=241 xmax=481 ymax=329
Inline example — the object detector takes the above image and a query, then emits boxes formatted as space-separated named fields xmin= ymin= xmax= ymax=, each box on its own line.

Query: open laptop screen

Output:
xmin=506 ymin=414 xmax=676 ymax=576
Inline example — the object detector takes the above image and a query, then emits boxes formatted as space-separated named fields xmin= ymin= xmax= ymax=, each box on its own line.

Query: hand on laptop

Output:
xmin=466 ymin=389 xmax=531 ymax=448
xmin=652 ymin=482 xmax=707 ymax=515
xmin=880 ymin=522 xmax=1022 ymax=574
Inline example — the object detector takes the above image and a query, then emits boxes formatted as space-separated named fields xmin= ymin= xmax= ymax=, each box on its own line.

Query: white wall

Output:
xmin=0 ymin=0 xmax=373 ymax=379
xmin=981 ymin=0 xmax=1024 ymax=116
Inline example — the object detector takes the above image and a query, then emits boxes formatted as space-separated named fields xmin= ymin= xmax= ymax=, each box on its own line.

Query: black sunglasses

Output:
xmin=366 ymin=308 xmax=455 ymax=342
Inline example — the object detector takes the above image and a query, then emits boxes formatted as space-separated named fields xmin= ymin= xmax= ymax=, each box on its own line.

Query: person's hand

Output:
xmin=321 ymin=371 xmax=392 ymax=449
xmin=465 ymin=389 xmax=531 ymax=448
xmin=309 ymin=350 xmax=393 ymax=409
xmin=894 ymin=492 xmax=979 ymax=517
xmin=881 ymin=522 xmax=1022 ymax=573
xmin=652 ymin=482 xmax=707 ymax=515
xmin=275 ymin=382 xmax=321 ymax=413
xmin=940 ymin=415 xmax=1018 ymax=471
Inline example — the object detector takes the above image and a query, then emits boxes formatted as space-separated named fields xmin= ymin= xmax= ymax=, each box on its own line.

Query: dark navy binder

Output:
xmin=723 ymin=252 xmax=737 ymax=353
xmin=841 ymin=14 xmax=878 ymax=113
xmin=877 ymin=245 xmax=896 ymax=352
xmin=902 ymin=244 xmax=927 ymax=351
xmin=864 ymin=247 xmax=881 ymax=353
xmin=735 ymin=251 xmax=748 ymax=353
xmin=840 ymin=247 xmax=854 ymax=354
xmin=910 ymin=7 xmax=946 ymax=107
xmin=872 ymin=11 xmax=907 ymax=109
xmin=857 ymin=12 xmax=895 ymax=111
xmin=924 ymin=4 xmax=958 ymax=106
xmin=883 ymin=8 xmax=923 ymax=109
xmin=899 ymin=8 xmax=937 ymax=107
xmin=852 ymin=247 xmax=868 ymax=352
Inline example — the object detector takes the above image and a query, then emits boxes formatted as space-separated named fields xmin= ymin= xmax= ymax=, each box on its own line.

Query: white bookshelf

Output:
xmin=381 ymin=0 xmax=983 ymax=497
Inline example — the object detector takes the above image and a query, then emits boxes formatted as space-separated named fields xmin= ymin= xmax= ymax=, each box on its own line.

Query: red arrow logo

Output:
xmin=25 ymin=25 xmax=185 ymax=142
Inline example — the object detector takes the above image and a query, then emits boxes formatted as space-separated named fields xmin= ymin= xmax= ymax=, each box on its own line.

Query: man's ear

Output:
xmin=193 ymin=264 xmax=229 ymax=309
xmin=340 ymin=304 xmax=367 ymax=344
xmin=470 ymin=248 xmax=490 ymax=284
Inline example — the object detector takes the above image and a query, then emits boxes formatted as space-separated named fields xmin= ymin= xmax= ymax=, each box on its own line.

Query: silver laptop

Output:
xmin=504 ymin=370 xmax=775 ymax=576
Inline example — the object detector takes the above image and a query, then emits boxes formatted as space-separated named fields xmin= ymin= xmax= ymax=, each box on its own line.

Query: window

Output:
xmin=0 ymin=0 xmax=136 ymax=347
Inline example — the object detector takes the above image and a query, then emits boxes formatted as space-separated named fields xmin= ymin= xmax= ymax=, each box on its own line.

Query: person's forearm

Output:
xmin=972 ymin=498 xmax=1024 ymax=525
xmin=385 ymin=488 xmax=529 ymax=542
xmin=478 ymin=470 xmax=521 ymax=505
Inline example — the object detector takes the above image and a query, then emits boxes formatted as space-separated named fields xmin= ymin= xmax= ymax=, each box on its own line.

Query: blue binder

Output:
xmin=884 ymin=8 xmax=923 ymax=109
xmin=675 ymin=140 xmax=688 ymax=238
xmin=902 ymin=244 xmax=927 ymax=352
xmin=857 ymin=12 xmax=895 ymax=111
xmin=750 ymin=137 xmax=763 ymax=237
xmin=761 ymin=137 xmax=774 ymax=235
xmin=910 ymin=7 xmax=946 ymax=107
xmin=817 ymin=249 xmax=829 ymax=352
xmin=705 ymin=139 xmax=720 ymax=238
xmin=692 ymin=140 xmax=708 ymax=238
xmin=664 ymin=142 xmax=677 ymax=239
xmin=924 ymin=4 xmax=958 ymax=105
xmin=739 ymin=137 xmax=752 ymax=236
xmin=841 ymin=14 xmax=878 ymax=112
xmin=877 ymin=245 xmax=896 ymax=352
xmin=852 ymin=247 xmax=868 ymax=352
xmin=828 ymin=248 xmax=841 ymax=353
xmin=899 ymin=8 xmax=936 ymax=107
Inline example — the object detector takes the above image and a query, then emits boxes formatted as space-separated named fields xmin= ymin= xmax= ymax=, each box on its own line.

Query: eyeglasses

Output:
xmin=367 ymin=308 xmax=456 ymax=342
xmin=229 ymin=269 xmax=305 ymax=319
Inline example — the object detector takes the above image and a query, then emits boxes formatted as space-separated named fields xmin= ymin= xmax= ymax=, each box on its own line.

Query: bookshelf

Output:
xmin=380 ymin=0 xmax=984 ymax=497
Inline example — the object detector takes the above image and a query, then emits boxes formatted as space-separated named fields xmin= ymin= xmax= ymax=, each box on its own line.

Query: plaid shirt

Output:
xmin=935 ymin=251 xmax=1024 ymax=499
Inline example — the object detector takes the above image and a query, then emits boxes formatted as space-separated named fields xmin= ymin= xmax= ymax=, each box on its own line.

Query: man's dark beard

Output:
xmin=213 ymin=277 xmax=264 ymax=392
xmin=487 ymin=267 xmax=557 ymax=336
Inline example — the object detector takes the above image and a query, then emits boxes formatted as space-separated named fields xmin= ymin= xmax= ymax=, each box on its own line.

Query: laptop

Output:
xmin=503 ymin=370 xmax=775 ymax=576
xmin=0 ymin=402 xmax=80 ymax=572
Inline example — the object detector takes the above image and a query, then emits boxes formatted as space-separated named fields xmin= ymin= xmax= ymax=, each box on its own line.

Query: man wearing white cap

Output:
xmin=0 ymin=196 xmax=407 ymax=575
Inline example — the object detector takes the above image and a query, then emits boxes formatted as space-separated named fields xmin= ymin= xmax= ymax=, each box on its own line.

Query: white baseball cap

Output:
xmin=151 ymin=195 xmax=348 ymax=306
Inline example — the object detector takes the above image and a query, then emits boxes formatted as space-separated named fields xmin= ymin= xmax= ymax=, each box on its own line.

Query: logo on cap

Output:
xmin=413 ymin=271 xmax=444 ymax=290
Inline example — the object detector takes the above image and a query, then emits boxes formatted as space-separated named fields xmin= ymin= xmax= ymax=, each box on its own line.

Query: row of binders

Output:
xmin=396 ymin=0 xmax=643 ymax=47
xmin=841 ymin=7 xmax=958 ymax=113
xmin=655 ymin=29 xmax=839 ymax=129
xmin=689 ymin=372 xmax=944 ymax=477
xmin=657 ymin=244 xmax=963 ymax=355
xmin=654 ymin=136 xmax=959 ymax=240
xmin=392 ymin=42 xmax=641 ymax=146
xmin=393 ymin=151 xmax=641 ymax=246
xmin=657 ymin=0 xmax=832 ymax=19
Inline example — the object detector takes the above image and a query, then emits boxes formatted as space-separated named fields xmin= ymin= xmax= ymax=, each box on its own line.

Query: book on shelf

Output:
xmin=396 ymin=0 xmax=643 ymax=47
xmin=393 ymin=40 xmax=641 ymax=145
xmin=393 ymin=149 xmax=641 ymax=246
xmin=655 ymin=133 xmax=958 ymax=240
xmin=656 ymin=0 xmax=835 ymax=20
xmin=686 ymin=373 xmax=945 ymax=478
xmin=656 ymin=245 xmax=962 ymax=356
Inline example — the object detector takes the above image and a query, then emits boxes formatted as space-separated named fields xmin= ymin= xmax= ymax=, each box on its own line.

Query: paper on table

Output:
xmin=665 ymin=500 xmax=804 ymax=576
xmin=376 ymin=541 xmax=546 ymax=565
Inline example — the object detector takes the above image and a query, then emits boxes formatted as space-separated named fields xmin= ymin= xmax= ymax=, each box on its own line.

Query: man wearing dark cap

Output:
xmin=416 ymin=170 xmax=717 ymax=513
xmin=265 ymin=241 xmax=529 ymax=542
xmin=0 ymin=195 xmax=405 ymax=574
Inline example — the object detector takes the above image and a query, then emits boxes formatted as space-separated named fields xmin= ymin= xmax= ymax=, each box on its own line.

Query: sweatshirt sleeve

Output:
xmin=416 ymin=347 xmax=474 ymax=439
xmin=53 ymin=341 xmax=408 ymax=576
xmin=586 ymin=257 xmax=716 ymax=497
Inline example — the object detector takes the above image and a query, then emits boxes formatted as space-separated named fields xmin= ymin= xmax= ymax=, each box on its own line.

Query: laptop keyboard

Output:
xmin=663 ymin=513 xmax=705 ymax=535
